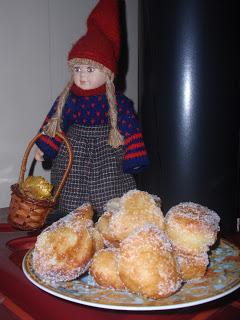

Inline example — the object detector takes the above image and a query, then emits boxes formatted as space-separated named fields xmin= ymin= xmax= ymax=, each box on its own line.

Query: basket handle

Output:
xmin=18 ymin=132 xmax=73 ymax=202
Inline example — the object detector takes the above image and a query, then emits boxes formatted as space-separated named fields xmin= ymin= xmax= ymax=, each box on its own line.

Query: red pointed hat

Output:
xmin=68 ymin=0 xmax=120 ymax=74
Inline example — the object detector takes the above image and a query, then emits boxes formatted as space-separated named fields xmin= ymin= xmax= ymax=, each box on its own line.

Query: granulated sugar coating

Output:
xmin=165 ymin=202 xmax=220 ymax=255
xmin=90 ymin=247 xmax=125 ymax=290
xmin=103 ymin=197 xmax=121 ymax=214
xmin=118 ymin=224 xmax=182 ymax=299
xmin=33 ymin=224 xmax=94 ymax=282
xmin=62 ymin=203 xmax=94 ymax=225
xmin=165 ymin=202 xmax=220 ymax=282
xmin=109 ymin=190 xmax=165 ymax=241
xmin=95 ymin=212 xmax=120 ymax=248
xmin=175 ymin=251 xmax=209 ymax=281
xmin=32 ymin=204 xmax=96 ymax=283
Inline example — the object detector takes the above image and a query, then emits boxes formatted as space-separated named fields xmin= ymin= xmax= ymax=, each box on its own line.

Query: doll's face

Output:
xmin=73 ymin=64 xmax=107 ymax=90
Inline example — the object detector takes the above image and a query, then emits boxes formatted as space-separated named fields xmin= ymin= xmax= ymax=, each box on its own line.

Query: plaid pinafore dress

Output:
xmin=51 ymin=124 xmax=136 ymax=217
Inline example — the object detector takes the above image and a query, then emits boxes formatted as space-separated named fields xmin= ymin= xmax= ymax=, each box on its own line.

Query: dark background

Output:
xmin=137 ymin=0 xmax=240 ymax=236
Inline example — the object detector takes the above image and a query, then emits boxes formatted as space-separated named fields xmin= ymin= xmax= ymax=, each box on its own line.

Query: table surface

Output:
xmin=1 ymin=207 xmax=240 ymax=320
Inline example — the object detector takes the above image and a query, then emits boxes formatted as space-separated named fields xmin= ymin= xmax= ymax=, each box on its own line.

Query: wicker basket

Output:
xmin=8 ymin=132 xmax=73 ymax=230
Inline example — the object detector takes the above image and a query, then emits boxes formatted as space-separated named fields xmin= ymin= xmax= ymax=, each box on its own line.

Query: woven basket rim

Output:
xmin=11 ymin=183 xmax=55 ymax=208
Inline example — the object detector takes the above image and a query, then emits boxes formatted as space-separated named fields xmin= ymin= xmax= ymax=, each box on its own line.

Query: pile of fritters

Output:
xmin=32 ymin=189 xmax=220 ymax=299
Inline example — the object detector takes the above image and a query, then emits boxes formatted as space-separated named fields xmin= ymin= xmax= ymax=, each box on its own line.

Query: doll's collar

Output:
xmin=70 ymin=83 xmax=106 ymax=97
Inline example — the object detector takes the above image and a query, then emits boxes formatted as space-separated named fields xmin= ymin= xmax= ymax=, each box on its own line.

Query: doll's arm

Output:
xmin=35 ymin=97 xmax=72 ymax=160
xmin=122 ymin=132 xmax=150 ymax=173
xmin=117 ymin=96 xmax=150 ymax=173
xmin=34 ymin=99 xmax=61 ymax=160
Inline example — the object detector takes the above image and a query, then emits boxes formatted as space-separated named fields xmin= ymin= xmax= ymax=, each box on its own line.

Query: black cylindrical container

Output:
xmin=138 ymin=0 xmax=239 ymax=235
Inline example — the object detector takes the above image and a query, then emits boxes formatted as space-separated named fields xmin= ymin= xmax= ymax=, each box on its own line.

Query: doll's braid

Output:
xmin=43 ymin=78 xmax=73 ymax=137
xmin=106 ymin=73 xmax=124 ymax=148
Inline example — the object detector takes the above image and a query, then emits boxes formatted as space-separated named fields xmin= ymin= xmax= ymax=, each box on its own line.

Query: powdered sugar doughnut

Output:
xmin=118 ymin=225 xmax=182 ymax=299
xmin=109 ymin=190 xmax=165 ymax=242
xmin=89 ymin=248 xmax=125 ymax=290
xmin=165 ymin=202 xmax=220 ymax=255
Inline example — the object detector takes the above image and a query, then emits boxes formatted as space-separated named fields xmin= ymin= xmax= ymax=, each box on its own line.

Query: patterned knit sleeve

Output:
xmin=35 ymin=97 xmax=72 ymax=160
xmin=117 ymin=95 xmax=150 ymax=174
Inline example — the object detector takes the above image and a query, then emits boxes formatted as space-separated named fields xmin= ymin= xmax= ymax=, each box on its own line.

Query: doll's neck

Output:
xmin=70 ymin=83 xmax=106 ymax=96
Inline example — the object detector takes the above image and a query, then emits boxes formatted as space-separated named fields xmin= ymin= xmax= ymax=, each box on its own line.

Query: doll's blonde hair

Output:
xmin=43 ymin=58 xmax=123 ymax=148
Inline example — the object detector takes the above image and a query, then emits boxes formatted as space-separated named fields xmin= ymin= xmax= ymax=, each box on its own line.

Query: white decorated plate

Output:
xmin=22 ymin=239 xmax=240 ymax=311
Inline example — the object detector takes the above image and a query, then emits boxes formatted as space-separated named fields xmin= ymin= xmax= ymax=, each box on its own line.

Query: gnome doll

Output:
xmin=35 ymin=0 xmax=149 ymax=218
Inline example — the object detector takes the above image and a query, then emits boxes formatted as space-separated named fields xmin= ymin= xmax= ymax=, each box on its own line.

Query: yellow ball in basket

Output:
xmin=21 ymin=176 xmax=53 ymax=200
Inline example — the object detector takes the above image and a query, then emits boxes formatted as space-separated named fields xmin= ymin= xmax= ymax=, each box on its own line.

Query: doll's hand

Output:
xmin=35 ymin=146 xmax=44 ymax=162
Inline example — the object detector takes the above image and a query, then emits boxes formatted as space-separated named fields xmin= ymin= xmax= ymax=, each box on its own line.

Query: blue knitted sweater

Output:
xmin=36 ymin=89 xmax=149 ymax=174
